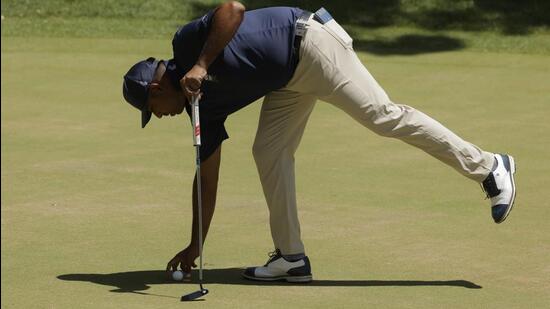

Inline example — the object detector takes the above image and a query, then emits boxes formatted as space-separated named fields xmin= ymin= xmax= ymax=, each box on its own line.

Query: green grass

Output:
xmin=2 ymin=0 xmax=550 ymax=55
xmin=4 ymin=0 xmax=549 ymax=33
xmin=2 ymin=0 xmax=550 ymax=307
xmin=2 ymin=16 xmax=550 ymax=55
xmin=2 ymin=33 xmax=550 ymax=308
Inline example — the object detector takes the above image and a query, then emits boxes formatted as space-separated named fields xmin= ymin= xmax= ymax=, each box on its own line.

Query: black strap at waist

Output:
xmin=292 ymin=11 xmax=313 ymax=63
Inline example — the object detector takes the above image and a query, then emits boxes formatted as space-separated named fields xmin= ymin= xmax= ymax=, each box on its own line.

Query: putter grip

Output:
xmin=191 ymin=96 xmax=201 ymax=146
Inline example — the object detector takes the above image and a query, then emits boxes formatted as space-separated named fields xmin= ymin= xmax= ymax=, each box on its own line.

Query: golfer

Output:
xmin=122 ymin=1 xmax=517 ymax=283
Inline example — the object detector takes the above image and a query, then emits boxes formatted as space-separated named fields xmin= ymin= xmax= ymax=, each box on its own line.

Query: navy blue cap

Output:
xmin=122 ymin=57 xmax=166 ymax=128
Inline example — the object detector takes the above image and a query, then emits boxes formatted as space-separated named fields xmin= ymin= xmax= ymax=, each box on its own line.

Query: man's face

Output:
xmin=147 ymin=82 xmax=186 ymax=119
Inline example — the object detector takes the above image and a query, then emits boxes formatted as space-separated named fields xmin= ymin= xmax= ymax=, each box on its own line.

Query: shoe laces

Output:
xmin=481 ymin=172 xmax=501 ymax=198
xmin=264 ymin=249 xmax=282 ymax=266
xmin=480 ymin=184 xmax=490 ymax=200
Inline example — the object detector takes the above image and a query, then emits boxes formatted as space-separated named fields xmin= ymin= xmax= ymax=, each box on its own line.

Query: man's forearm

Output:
xmin=190 ymin=175 xmax=217 ymax=246
xmin=197 ymin=1 xmax=245 ymax=69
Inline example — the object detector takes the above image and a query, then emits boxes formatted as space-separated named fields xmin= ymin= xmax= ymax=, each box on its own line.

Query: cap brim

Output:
xmin=141 ymin=110 xmax=152 ymax=128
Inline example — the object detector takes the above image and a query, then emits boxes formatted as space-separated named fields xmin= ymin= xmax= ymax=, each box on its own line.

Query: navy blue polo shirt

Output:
xmin=169 ymin=7 xmax=305 ymax=159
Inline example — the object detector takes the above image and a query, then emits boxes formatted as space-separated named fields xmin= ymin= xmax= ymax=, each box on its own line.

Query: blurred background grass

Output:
xmin=2 ymin=0 xmax=550 ymax=54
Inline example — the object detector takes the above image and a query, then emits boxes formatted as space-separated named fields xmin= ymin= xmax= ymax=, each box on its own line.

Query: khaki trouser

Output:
xmin=252 ymin=18 xmax=495 ymax=255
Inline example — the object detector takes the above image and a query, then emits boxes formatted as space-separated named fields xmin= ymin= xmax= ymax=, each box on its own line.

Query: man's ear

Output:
xmin=149 ymin=82 xmax=162 ymax=97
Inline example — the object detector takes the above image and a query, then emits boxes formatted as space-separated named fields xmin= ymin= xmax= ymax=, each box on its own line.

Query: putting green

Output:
xmin=2 ymin=36 xmax=549 ymax=308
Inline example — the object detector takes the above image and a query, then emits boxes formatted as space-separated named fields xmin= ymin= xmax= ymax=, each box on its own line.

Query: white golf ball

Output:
xmin=172 ymin=270 xmax=185 ymax=281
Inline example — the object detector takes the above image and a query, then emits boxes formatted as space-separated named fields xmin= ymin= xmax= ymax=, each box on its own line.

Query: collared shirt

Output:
xmin=168 ymin=7 xmax=304 ymax=159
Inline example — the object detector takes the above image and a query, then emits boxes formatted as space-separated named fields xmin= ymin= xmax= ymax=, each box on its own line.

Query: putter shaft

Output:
xmin=181 ymin=95 xmax=207 ymax=302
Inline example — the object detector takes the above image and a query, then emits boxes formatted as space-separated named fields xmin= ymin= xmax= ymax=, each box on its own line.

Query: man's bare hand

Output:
xmin=180 ymin=64 xmax=207 ymax=102
xmin=166 ymin=246 xmax=199 ymax=274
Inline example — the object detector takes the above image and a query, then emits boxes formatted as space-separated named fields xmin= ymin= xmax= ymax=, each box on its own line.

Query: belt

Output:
xmin=292 ymin=11 xmax=313 ymax=63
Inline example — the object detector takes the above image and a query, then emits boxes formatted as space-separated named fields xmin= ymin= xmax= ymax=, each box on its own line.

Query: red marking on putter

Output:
xmin=195 ymin=125 xmax=200 ymax=136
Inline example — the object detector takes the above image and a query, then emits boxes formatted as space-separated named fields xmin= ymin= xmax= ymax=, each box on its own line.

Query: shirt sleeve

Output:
xmin=199 ymin=117 xmax=229 ymax=160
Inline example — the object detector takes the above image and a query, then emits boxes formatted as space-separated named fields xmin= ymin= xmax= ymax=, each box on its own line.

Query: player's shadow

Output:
xmin=352 ymin=34 xmax=465 ymax=55
xmin=57 ymin=268 xmax=482 ymax=294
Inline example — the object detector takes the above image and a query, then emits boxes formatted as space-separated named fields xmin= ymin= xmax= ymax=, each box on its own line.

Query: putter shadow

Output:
xmin=57 ymin=268 xmax=482 ymax=293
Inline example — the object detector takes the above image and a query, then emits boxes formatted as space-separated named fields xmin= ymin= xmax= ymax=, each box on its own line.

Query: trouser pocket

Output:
xmin=313 ymin=7 xmax=353 ymax=49
xmin=323 ymin=19 xmax=353 ymax=50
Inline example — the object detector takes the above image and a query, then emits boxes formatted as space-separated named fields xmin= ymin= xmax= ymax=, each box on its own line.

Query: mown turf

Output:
xmin=2 ymin=0 xmax=550 ymax=55
xmin=2 ymin=34 xmax=550 ymax=308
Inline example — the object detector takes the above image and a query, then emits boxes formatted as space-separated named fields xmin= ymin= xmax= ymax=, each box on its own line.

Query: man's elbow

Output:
xmin=227 ymin=1 xmax=245 ymax=16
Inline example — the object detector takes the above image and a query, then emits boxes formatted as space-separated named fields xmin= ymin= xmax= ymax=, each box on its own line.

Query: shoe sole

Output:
xmin=495 ymin=154 xmax=516 ymax=224
xmin=242 ymin=273 xmax=312 ymax=283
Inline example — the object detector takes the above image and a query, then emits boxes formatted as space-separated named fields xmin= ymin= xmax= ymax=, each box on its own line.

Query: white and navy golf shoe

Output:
xmin=243 ymin=249 xmax=312 ymax=283
xmin=482 ymin=154 xmax=517 ymax=224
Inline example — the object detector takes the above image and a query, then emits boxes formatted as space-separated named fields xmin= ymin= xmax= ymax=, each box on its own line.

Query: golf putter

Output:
xmin=181 ymin=95 xmax=209 ymax=302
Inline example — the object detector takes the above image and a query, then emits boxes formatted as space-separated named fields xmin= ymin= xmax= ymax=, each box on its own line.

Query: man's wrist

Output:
xmin=195 ymin=61 xmax=208 ymax=72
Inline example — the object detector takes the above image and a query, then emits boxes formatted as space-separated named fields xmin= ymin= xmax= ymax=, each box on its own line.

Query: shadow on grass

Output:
xmin=353 ymin=34 xmax=466 ymax=55
xmin=58 ymin=268 xmax=482 ymax=295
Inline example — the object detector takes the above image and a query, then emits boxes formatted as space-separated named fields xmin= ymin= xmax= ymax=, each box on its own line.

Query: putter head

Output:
xmin=180 ymin=288 xmax=208 ymax=301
